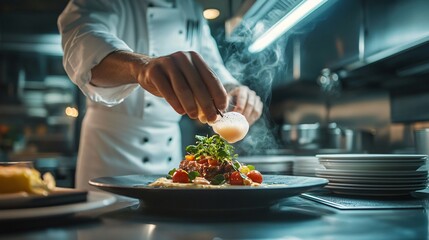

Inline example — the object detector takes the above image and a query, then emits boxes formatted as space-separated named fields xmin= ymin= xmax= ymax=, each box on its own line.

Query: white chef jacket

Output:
xmin=58 ymin=0 xmax=239 ymax=190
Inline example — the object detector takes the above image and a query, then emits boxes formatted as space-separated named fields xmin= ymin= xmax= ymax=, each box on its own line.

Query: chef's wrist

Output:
xmin=128 ymin=52 xmax=152 ymax=84
xmin=91 ymin=50 xmax=147 ymax=87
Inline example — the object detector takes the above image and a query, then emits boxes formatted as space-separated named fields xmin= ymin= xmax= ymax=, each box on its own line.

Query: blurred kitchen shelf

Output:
xmin=0 ymin=105 xmax=27 ymax=116
xmin=7 ymin=152 xmax=63 ymax=162
xmin=0 ymin=34 xmax=63 ymax=56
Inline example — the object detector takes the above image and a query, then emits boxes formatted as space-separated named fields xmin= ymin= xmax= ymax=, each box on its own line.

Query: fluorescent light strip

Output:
xmin=248 ymin=0 xmax=328 ymax=53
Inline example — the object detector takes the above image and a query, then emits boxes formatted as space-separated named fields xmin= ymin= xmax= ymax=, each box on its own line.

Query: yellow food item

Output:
xmin=0 ymin=166 xmax=56 ymax=195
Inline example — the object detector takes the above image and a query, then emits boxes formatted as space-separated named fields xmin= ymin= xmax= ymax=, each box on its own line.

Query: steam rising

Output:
xmin=218 ymin=14 xmax=289 ymax=155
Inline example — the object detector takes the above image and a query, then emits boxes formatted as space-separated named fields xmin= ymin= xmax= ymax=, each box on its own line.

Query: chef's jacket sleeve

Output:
xmin=58 ymin=0 xmax=138 ymax=106
xmin=199 ymin=19 xmax=240 ymax=87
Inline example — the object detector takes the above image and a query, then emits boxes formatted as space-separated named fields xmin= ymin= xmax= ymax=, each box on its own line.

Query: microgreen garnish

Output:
xmin=188 ymin=171 xmax=200 ymax=181
xmin=185 ymin=135 xmax=238 ymax=163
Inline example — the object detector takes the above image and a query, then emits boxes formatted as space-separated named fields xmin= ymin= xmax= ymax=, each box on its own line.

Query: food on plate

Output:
xmin=0 ymin=166 xmax=56 ymax=196
xmin=149 ymin=135 xmax=263 ymax=188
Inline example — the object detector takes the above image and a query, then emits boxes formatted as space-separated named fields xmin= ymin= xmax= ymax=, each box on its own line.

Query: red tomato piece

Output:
xmin=172 ymin=169 xmax=190 ymax=183
xmin=229 ymin=171 xmax=244 ymax=185
xmin=247 ymin=170 xmax=263 ymax=183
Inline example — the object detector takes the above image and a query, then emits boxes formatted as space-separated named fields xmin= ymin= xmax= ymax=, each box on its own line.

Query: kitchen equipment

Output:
xmin=280 ymin=123 xmax=374 ymax=153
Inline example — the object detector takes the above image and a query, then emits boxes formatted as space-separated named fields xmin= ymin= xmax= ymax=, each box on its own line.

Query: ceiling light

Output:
xmin=248 ymin=0 xmax=328 ymax=53
xmin=203 ymin=8 xmax=220 ymax=20
xmin=65 ymin=107 xmax=79 ymax=118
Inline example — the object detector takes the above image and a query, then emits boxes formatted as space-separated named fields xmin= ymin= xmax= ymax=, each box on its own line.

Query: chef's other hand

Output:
xmin=227 ymin=85 xmax=263 ymax=125
xmin=135 ymin=51 xmax=227 ymax=122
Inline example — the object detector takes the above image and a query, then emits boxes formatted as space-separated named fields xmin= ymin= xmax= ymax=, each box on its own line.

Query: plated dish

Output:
xmin=89 ymin=174 xmax=328 ymax=212
xmin=151 ymin=135 xmax=265 ymax=188
xmin=0 ymin=191 xmax=116 ymax=220
xmin=89 ymin=134 xmax=327 ymax=211
xmin=0 ymin=188 xmax=88 ymax=209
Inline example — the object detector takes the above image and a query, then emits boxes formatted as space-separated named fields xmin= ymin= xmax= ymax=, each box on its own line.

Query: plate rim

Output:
xmin=0 ymin=191 xmax=116 ymax=220
xmin=316 ymin=173 xmax=428 ymax=181
xmin=326 ymin=181 xmax=427 ymax=188
xmin=325 ymin=184 xmax=426 ymax=191
xmin=315 ymin=168 xmax=428 ymax=176
xmin=318 ymin=159 xmax=426 ymax=163
xmin=316 ymin=154 xmax=428 ymax=160
xmin=88 ymin=174 xmax=329 ymax=211
xmin=89 ymin=174 xmax=329 ymax=191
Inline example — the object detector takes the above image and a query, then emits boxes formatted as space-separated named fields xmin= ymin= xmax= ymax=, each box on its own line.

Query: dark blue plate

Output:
xmin=89 ymin=175 xmax=328 ymax=212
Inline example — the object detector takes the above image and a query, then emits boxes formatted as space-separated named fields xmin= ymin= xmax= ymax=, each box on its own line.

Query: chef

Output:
xmin=58 ymin=0 xmax=263 ymax=190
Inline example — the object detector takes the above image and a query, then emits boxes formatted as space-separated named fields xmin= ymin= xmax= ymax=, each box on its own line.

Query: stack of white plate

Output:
xmin=292 ymin=156 xmax=322 ymax=177
xmin=315 ymin=154 xmax=428 ymax=196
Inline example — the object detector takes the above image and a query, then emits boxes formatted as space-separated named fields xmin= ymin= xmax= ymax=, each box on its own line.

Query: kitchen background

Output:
xmin=1 ymin=0 xmax=429 ymax=187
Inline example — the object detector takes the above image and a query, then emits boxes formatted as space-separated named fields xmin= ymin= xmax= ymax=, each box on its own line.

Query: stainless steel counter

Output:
xmin=1 ymin=192 xmax=428 ymax=240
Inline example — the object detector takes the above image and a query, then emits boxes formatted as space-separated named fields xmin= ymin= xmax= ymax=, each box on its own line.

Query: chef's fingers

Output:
xmin=146 ymin=63 xmax=185 ymax=115
xmin=190 ymin=52 xmax=228 ymax=112
xmin=242 ymin=89 xmax=256 ymax=118
xmin=172 ymin=52 xmax=219 ymax=122
xmin=161 ymin=56 xmax=199 ymax=118
xmin=248 ymin=96 xmax=263 ymax=125
xmin=230 ymin=86 xmax=248 ymax=114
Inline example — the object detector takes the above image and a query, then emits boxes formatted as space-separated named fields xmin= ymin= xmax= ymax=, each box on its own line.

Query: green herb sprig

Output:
xmin=185 ymin=135 xmax=238 ymax=163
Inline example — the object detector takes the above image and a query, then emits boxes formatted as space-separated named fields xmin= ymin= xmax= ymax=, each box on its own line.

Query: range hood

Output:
xmin=228 ymin=0 xmax=429 ymax=91
xmin=228 ymin=0 xmax=335 ymax=47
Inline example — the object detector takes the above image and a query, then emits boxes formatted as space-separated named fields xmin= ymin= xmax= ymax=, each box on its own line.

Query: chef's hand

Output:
xmin=226 ymin=85 xmax=263 ymax=125
xmin=91 ymin=50 xmax=228 ymax=122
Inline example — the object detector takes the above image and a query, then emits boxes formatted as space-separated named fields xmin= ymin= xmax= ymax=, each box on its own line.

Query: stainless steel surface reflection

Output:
xmin=2 ymin=196 xmax=428 ymax=240
xmin=280 ymin=123 xmax=374 ymax=154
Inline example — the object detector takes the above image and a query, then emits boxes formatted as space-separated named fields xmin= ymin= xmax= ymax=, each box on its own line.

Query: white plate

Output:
xmin=325 ymin=184 xmax=426 ymax=192
xmin=317 ymin=154 xmax=428 ymax=160
xmin=316 ymin=168 xmax=428 ymax=177
xmin=316 ymin=174 xmax=427 ymax=184
xmin=327 ymin=182 xmax=427 ymax=189
xmin=318 ymin=159 xmax=426 ymax=163
xmin=0 ymin=191 xmax=116 ymax=220
xmin=319 ymin=161 xmax=424 ymax=171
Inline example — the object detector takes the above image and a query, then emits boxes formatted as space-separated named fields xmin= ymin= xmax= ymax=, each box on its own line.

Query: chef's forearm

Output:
xmin=90 ymin=51 xmax=149 ymax=87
